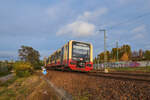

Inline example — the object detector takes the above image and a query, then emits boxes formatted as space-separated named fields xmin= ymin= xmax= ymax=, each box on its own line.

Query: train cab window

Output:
xmin=72 ymin=41 xmax=90 ymax=62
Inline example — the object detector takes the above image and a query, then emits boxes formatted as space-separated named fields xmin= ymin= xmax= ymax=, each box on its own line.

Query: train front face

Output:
xmin=69 ymin=41 xmax=93 ymax=71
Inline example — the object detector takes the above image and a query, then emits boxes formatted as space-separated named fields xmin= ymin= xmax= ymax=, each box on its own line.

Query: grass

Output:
xmin=0 ymin=75 xmax=18 ymax=87
xmin=108 ymin=66 xmax=150 ymax=72
xmin=0 ymin=74 xmax=59 ymax=100
xmin=0 ymin=72 xmax=11 ymax=77
xmin=0 ymin=76 xmax=18 ymax=100
xmin=0 ymin=75 xmax=29 ymax=100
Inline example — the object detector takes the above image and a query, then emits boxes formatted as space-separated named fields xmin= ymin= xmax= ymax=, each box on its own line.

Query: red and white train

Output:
xmin=44 ymin=40 xmax=93 ymax=72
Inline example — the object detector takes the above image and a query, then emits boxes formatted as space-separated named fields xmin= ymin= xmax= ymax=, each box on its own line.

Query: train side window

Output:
xmin=61 ymin=47 xmax=64 ymax=64
xmin=65 ymin=45 xmax=68 ymax=60
xmin=46 ymin=58 xmax=49 ymax=64
xmin=52 ymin=55 xmax=54 ymax=62
xmin=57 ymin=51 xmax=60 ymax=59
xmin=59 ymin=51 xmax=61 ymax=59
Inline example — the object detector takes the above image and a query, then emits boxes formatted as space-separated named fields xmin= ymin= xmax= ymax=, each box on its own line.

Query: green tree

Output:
xmin=98 ymin=52 xmax=104 ymax=63
xmin=144 ymin=50 xmax=150 ymax=60
xmin=97 ymin=51 xmax=110 ymax=63
xmin=93 ymin=57 xmax=98 ymax=64
xmin=18 ymin=45 xmax=40 ymax=69
xmin=111 ymin=48 xmax=121 ymax=60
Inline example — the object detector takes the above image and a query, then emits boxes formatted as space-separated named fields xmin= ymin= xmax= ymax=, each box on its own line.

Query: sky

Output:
xmin=0 ymin=0 xmax=150 ymax=60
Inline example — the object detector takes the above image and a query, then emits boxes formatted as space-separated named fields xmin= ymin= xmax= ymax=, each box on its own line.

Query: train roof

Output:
xmin=48 ymin=40 xmax=92 ymax=58
xmin=69 ymin=40 xmax=92 ymax=45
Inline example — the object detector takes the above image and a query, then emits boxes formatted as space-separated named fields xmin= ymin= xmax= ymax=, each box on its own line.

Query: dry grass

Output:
xmin=0 ymin=74 xmax=58 ymax=100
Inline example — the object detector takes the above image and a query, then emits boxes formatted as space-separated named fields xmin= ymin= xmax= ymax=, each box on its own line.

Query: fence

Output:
xmin=93 ymin=61 xmax=150 ymax=69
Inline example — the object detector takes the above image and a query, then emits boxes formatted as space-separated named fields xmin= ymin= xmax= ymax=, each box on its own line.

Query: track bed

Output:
xmin=44 ymin=70 xmax=150 ymax=100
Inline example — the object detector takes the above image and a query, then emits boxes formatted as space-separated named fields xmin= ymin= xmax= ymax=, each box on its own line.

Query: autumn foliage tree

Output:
xmin=121 ymin=52 xmax=129 ymax=61
xmin=95 ymin=44 xmax=132 ymax=63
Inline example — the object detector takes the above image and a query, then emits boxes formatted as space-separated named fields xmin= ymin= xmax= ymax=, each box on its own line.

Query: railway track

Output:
xmin=87 ymin=71 xmax=150 ymax=83
xmin=47 ymin=69 xmax=150 ymax=83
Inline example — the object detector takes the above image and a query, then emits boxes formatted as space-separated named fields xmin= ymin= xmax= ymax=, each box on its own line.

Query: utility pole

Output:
xmin=99 ymin=29 xmax=107 ymax=63
xmin=116 ymin=41 xmax=118 ymax=62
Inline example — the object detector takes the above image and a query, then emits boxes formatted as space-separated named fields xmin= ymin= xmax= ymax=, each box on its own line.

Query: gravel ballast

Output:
xmin=45 ymin=70 xmax=150 ymax=100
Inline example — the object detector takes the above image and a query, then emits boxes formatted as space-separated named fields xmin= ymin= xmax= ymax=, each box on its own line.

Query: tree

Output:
xmin=98 ymin=52 xmax=104 ymax=63
xmin=93 ymin=57 xmax=98 ymax=64
xmin=111 ymin=44 xmax=131 ymax=61
xmin=111 ymin=48 xmax=121 ymax=61
xmin=97 ymin=51 xmax=110 ymax=63
xmin=111 ymin=48 xmax=117 ymax=60
xmin=121 ymin=52 xmax=129 ymax=61
xmin=144 ymin=50 xmax=150 ymax=61
xmin=18 ymin=45 xmax=40 ymax=69
xmin=120 ymin=45 xmax=131 ymax=60
xmin=131 ymin=51 xmax=139 ymax=61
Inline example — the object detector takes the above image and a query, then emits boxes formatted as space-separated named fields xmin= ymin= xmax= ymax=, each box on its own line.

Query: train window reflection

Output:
xmin=72 ymin=42 xmax=90 ymax=62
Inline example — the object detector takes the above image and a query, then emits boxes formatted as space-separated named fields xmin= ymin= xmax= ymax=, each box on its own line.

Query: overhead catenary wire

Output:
xmin=105 ymin=12 xmax=150 ymax=30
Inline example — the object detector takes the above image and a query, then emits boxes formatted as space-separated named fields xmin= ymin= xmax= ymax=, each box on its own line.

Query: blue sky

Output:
xmin=0 ymin=0 xmax=150 ymax=60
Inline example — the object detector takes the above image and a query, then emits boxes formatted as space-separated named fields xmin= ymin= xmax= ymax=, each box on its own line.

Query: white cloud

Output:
xmin=77 ymin=7 xmax=108 ymax=21
xmin=45 ymin=1 xmax=71 ymax=21
xmin=57 ymin=7 xmax=108 ymax=37
xmin=131 ymin=25 xmax=147 ymax=40
xmin=57 ymin=21 xmax=95 ymax=37
xmin=131 ymin=25 xmax=146 ymax=33
xmin=133 ymin=33 xmax=144 ymax=39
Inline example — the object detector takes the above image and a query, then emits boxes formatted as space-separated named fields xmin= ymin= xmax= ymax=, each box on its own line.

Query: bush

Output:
xmin=13 ymin=62 xmax=33 ymax=77
xmin=0 ymin=62 xmax=10 ymax=77
xmin=0 ymin=65 xmax=8 ymax=73
xmin=32 ymin=62 xmax=41 ymax=70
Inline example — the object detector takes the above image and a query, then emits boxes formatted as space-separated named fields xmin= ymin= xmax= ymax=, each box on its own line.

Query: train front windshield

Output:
xmin=72 ymin=42 xmax=90 ymax=62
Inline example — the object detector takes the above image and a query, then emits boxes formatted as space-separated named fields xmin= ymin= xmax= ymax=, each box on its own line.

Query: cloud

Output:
xmin=133 ymin=34 xmax=144 ymax=40
xmin=57 ymin=21 xmax=95 ymax=37
xmin=131 ymin=25 xmax=147 ymax=40
xmin=45 ymin=2 xmax=70 ymax=20
xmin=57 ymin=7 xmax=108 ymax=37
xmin=77 ymin=8 xmax=108 ymax=21
xmin=131 ymin=25 xmax=146 ymax=33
